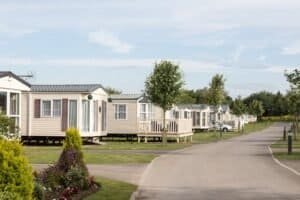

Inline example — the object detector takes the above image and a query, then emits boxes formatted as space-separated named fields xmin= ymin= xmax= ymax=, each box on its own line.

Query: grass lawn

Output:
xmin=24 ymin=146 xmax=157 ymax=164
xmin=192 ymin=121 xmax=273 ymax=144
xmin=85 ymin=177 xmax=137 ymax=200
xmin=273 ymin=152 xmax=300 ymax=160
xmin=271 ymin=139 xmax=300 ymax=149
xmin=86 ymin=142 xmax=191 ymax=150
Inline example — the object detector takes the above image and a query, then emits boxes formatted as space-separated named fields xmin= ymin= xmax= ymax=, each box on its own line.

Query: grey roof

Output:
xmin=0 ymin=71 xmax=31 ymax=87
xmin=176 ymin=104 xmax=209 ymax=110
xmin=109 ymin=93 xmax=143 ymax=100
xmin=31 ymin=84 xmax=104 ymax=93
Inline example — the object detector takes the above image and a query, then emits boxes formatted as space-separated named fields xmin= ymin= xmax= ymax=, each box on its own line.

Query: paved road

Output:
xmin=135 ymin=123 xmax=300 ymax=200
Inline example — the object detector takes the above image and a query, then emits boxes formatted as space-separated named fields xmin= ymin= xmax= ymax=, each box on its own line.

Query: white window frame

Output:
xmin=114 ymin=104 xmax=127 ymax=120
xmin=140 ymin=103 xmax=147 ymax=121
xmin=52 ymin=99 xmax=62 ymax=117
xmin=41 ymin=100 xmax=52 ymax=117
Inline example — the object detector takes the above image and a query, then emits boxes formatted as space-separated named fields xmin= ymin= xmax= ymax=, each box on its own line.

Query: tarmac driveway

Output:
xmin=135 ymin=123 xmax=300 ymax=200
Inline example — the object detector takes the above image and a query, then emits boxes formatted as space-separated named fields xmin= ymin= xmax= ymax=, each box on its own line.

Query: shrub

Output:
xmin=0 ymin=138 xmax=34 ymax=200
xmin=0 ymin=190 xmax=22 ymax=200
xmin=63 ymin=128 xmax=82 ymax=151
xmin=63 ymin=166 xmax=89 ymax=190
xmin=32 ymin=181 xmax=45 ymax=200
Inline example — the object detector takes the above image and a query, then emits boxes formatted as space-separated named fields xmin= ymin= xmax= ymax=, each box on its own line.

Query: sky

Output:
xmin=1 ymin=0 xmax=300 ymax=97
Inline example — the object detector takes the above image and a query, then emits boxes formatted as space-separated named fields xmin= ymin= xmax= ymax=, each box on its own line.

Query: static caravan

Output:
xmin=0 ymin=71 xmax=31 ymax=137
xmin=177 ymin=104 xmax=211 ymax=131
xmin=108 ymin=94 xmax=193 ymax=142
xmin=21 ymin=84 xmax=108 ymax=141
xmin=107 ymin=94 xmax=163 ymax=135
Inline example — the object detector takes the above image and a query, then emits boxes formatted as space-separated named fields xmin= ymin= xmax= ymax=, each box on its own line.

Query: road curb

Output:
xmin=268 ymin=144 xmax=300 ymax=176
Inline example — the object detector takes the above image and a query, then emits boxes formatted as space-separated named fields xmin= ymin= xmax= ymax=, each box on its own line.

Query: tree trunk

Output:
xmin=295 ymin=114 xmax=299 ymax=141
xmin=162 ymin=109 xmax=167 ymax=145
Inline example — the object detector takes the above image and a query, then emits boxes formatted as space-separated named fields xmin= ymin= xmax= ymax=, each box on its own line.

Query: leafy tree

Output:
xmin=285 ymin=69 xmax=300 ymax=140
xmin=207 ymin=74 xmax=226 ymax=106
xmin=207 ymin=74 xmax=226 ymax=134
xmin=145 ymin=60 xmax=184 ymax=144
xmin=176 ymin=89 xmax=196 ymax=104
xmin=194 ymin=87 xmax=210 ymax=104
xmin=104 ymin=86 xmax=122 ymax=95
xmin=231 ymin=96 xmax=247 ymax=131
xmin=243 ymin=91 xmax=289 ymax=116
xmin=248 ymin=100 xmax=264 ymax=121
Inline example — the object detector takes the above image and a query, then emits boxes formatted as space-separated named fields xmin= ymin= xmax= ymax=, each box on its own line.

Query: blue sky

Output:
xmin=1 ymin=0 xmax=300 ymax=97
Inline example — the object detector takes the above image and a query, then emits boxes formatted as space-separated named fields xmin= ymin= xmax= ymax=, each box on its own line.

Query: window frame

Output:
xmin=41 ymin=100 xmax=52 ymax=117
xmin=52 ymin=99 xmax=62 ymax=117
xmin=114 ymin=104 xmax=127 ymax=120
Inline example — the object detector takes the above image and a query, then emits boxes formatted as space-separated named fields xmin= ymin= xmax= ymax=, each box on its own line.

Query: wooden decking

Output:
xmin=137 ymin=119 xmax=193 ymax=143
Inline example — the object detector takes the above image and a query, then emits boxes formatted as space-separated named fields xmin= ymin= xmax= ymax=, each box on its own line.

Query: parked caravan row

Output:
xmin=0 ymin=71 xmax=256 ymax=143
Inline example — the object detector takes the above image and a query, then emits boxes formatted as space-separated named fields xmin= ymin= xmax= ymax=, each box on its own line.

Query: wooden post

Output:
xmin=176 ymin=137 xmax=180 ymax=143
xmin=145 ymin=137 xmax=148 ymax=143
xmin=138 ymin=136 xmax=141 ymax=143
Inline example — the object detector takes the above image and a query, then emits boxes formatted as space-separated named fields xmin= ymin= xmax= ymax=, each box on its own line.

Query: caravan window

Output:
xmin=0 ymin=92 xmax=7 ymax=114
xmin=53 ymin=100 xmax=61 ymax=117
xmin=10 ymin=93 xmax=19 ymax=115
xmin=202 ymin=112 xmax=206 ymax=126
xmin=41 ymin=100 xmax=51 ymax=117
xmin=82 ymin=100 xmax=90 ymax=131
xmin=115 ymin=104 xmax=127 ymax=120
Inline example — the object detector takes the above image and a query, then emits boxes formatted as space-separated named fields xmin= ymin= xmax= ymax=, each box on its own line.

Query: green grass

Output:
xmin=192 ymin=121 xmax=273 ymax=144
xmin=243 ymin=121 xmax=273 ymax=134
xmin=86 ymin=142 xmax=191 ymax=150
xmin=24 ymin=147 xmax=157 ymax=164
xmin=271 ymin=139 xmax=300 ymax=149
xmin=273 ymin=152 xmax=300 ymax=160
xmin=85 ymin=177 xmax=137 ymax=200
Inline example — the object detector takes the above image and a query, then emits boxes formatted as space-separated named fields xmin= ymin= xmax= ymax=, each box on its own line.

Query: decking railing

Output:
xmin=138 ymin=119 xmax=192 ymax=135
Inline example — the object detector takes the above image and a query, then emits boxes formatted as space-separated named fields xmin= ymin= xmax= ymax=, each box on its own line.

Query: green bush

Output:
xmin=0 ymin=190 xmax=22 ymax=200
xmin=0 ymin=138 xmax=34 ymax=200
xmin=63 ymin=166 xmax=89 ymax=190
xmin=64 ymin=128 xmax=82 ymax=151
xmin=32 ymin=181 xmax=45 ymax=200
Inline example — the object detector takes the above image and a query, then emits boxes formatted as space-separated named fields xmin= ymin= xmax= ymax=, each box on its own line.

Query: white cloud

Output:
xmin=88 ymin=30 xmax=133 ymax=53
xmin=282 ymin=41 xmax=300 ymax=55
xmin=0 ymin=57 xmax=223 ymax=73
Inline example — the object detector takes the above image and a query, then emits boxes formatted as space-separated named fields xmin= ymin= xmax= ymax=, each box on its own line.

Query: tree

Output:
xmin=248 ymin=100 xmax=264 ymax=121
xmin=104 ymin=86 xmax=122 ymax=95
xmin=176 ymin=89 xmax=196 ymax=104
xmin=207 ymin=74 xmax=226 ymax=106
xmin=285 ymin=69 xmax=300 ymax=140
xmin=243 ymin=91 xmax=289 ymax=116
xmin=231 ymin=96 xmax=247 ymax=131
xmin=145 ymin=60 xmax=184 ymax=144
xmin=194 ymin=87 xmax=210 ymax=104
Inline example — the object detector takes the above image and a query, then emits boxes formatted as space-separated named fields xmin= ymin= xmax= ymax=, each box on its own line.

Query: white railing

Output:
xmin=138 ymin=119 xmax=192 ymax=134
